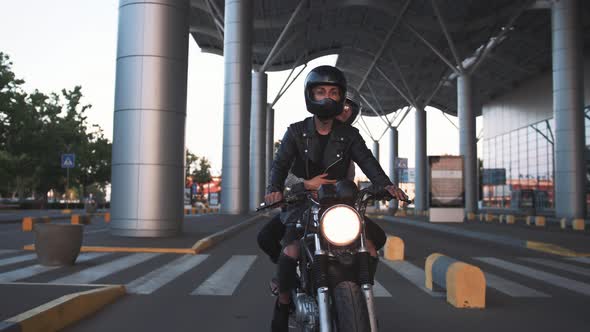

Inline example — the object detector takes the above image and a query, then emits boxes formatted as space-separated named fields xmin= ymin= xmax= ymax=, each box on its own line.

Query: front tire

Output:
xmin=332 ymin=281 xmax=370 ymax=332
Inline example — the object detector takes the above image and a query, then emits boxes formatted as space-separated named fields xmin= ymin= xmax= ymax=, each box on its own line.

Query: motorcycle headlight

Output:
xmin=320 ymin=204 xmax=362 ymax=246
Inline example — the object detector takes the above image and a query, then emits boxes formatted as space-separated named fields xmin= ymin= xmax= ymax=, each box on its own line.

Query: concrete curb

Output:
xmin=0 ymin=285 xmax=125 ymax=332
xmin=191 ymin=214 xmax=265 ymax=254
xmin=425 ymin=253 xmax=486 ymax=309
xmin=376 ymin=215 xmax=590 ymax=257
xmin=23 ymin=214 xmax=266 ymax=255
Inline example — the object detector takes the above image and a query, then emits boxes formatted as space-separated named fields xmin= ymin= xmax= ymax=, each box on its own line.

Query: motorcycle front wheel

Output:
xmin=332 ymin=281 xmax=371 ymax=332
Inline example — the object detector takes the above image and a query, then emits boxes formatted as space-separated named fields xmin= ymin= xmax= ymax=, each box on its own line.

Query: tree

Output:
xmin=0 ymin=52 xmax=112 ymax=204
xmin=192 ymin=157 xmax=212 ymax=198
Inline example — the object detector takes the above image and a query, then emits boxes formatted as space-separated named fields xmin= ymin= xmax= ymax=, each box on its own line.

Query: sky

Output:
xmin=0 ymin=0 xmax=481 ymax=178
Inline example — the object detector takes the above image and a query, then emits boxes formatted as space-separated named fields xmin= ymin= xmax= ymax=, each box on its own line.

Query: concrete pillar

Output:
xmin=266 ymin=106 xmax=275 ymax=189
xmin=458 ymin=74 xmax=478 ymax=215
xmin=110 ymin=0 xmax=189 ymax=237
xmin=389 ymin=127 xmax=399 ymax=211
xmin=415 ymin=107 xmax=427 ymax=211
xmin=220 ymin=0 xmax=253 ymax=214
xmin=249 ymin=72 xmax=267 ymax=210
xmin=552 ymin=0 xmax=586 ymax=218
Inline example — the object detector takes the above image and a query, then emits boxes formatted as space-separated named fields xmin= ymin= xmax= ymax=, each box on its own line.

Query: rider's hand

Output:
xmin=304 ymin=173 xmax=337 ymax=191
xmin=265 ymin=191 xmax=283 ymax=205
xmin=384 ymin=185 xmax=408 ymax=202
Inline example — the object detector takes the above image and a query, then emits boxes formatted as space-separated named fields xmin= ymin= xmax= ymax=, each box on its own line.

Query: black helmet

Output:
xmin=344 ymin=89 xmax=361 ymax=125
xmin=304 ymin=65 xmax=347 ymax=120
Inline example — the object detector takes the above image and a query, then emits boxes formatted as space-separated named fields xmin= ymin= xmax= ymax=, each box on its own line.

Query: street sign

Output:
xmin=396 ymin=158 xmax=408 ymax=169
xmin=61 ymin=154 xmax=75 ymax=169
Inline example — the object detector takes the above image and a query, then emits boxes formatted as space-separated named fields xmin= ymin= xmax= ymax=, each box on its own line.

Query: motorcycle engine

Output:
xmin=294 ymin=292 xmax=319 ymax=331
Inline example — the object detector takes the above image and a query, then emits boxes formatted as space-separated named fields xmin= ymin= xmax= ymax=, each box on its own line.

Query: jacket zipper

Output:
xmin=323 ymin=157 xmax=343 ymax=174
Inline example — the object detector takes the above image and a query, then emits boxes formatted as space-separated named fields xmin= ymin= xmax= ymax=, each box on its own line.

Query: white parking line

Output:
xmin=0 ymin=253 xmax=37 ymax=267
xmin=372 ymin=280 xmax=392 ymax=297
xmin=484 ymin=271 xmax=549 ymax=297
xmin=379 ymin=258 xmax=444 ymax=298
xmin=0 ymin=253 xmax=109 ymax=282
xmin=519 ymin=257 xmax=590 ymax=278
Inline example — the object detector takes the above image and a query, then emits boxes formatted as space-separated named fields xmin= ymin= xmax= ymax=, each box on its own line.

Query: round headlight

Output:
xmin=320 ymin=204 xmax=362 ymax=246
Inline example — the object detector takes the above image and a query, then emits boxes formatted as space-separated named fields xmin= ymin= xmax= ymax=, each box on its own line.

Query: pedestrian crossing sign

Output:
xmin=61 ymin=153 xmax=75 ymax=168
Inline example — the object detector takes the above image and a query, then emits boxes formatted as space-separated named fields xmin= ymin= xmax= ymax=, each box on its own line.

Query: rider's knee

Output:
xmin=282 ymin=243 xmax=299 ymax=258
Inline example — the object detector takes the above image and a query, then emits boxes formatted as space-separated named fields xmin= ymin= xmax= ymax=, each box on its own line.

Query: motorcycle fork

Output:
xmin=314 ymin=234 xmax=332 ymax=332
xmin=359 ymin=222 xmax=378 ymax=332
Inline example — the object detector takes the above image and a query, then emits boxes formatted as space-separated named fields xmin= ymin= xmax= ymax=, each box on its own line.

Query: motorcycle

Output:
xmin=258 ymin=180 xmax=411 ymax=332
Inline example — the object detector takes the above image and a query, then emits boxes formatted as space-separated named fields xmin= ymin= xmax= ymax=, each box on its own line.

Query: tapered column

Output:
xmin=249 ymin=71 xmax=267 ymax=210
xmin=220 ymin=0 xmax=253 ymax=214
xmin=552 ymin=0 xmax=586 ymax=218
xmin=111 ymin=0 xmax=189 ymax=237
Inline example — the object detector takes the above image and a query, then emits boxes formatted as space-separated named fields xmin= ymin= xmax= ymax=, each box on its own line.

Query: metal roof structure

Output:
xmin=189 ymin=0 xmax=590 ymax=117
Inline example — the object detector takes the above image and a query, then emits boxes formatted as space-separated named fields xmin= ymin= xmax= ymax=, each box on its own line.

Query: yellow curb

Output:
xmin=446 ymin=262 xmax=486 ymax=309
xmin=424 ymin=253 xmax=444 ymax=290
xmin=573 ymin=218 xmax=585 ymax=231
xmin=383 ymin=235 xmax=404 ymax=261
xmin=24 ymin=244 xmax=196 ymax=255
xmin=526 ymin=241 xmax=590 ymax=257
xmin=4 ymin=285 xmax=125 ymax=332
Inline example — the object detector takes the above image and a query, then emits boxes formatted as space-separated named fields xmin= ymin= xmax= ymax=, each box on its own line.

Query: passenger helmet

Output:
xmin=304 ymin=65 xmax=347 ymax=120
xmin=344 ymin=89 xmax=361 ymax=125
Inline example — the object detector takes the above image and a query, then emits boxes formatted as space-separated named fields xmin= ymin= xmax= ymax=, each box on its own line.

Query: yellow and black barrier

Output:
xmin=425 ymin=253 xmax=486 ymax=309
xmin=383 ymin=235 xmax=404 ymax=261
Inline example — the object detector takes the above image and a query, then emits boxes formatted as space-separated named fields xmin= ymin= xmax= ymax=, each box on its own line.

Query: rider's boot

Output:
xmin=270 ymin=299 xmax=290 ymax=332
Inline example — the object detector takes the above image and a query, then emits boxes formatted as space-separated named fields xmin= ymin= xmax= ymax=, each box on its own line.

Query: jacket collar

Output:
xmin=302 ymin=116 xmax=348 ymax=167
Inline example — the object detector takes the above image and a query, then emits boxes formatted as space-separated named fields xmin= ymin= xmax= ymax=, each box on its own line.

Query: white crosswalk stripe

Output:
xmin=519 ymin=257 xmax=590 ymax=278
xmin=0 ymin=249 xmax=19 ymax=256
xmin=379 ymin=258 xmax=444 ymax=298
xmin=0 ymin=253 xmax=37 ymax=267
xmin=484 ymin=271 xmax=549 ymax=297
xmin=127 ymin=254 xmax=209 ymax=294
xmin=475 ymin=257 xmax=590 ymax=296
xmin=0 ymin=253 xmax=110 ymax=282
xmin=50 ymin=253 xmax=160 ymax=284
xmin=566 ymin=257 xmax=590 ymax=265
xmin=192 ymin=255 xmax=257 ymax=296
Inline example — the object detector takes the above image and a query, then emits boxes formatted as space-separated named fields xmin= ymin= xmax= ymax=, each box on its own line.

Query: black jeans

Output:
xmin=257 ymin=212 xmax=387 ymax=263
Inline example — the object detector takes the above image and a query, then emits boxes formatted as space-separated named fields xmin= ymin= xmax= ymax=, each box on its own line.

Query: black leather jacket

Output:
xmin=267 ymin=116 xmax=393 ymax=194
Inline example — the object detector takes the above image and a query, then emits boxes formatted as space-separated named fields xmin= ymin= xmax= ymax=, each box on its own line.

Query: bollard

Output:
xmin=534 ymin=216 xmax=546 ymax=227
xmin=506 ymin=215 xmax=515 ymax=225
xmin=425 ymin=253 xmax=486 ymax=309
xmin=572 ymin=219 xmax=585 ymax=231
xmin=104 ymin=212 xmax=111 ymax=223
xmin=485 ymin=213 xmax=494 ymax=223
xmin=498 ymin=215 xmax=504 ymax=224
xmin=71 ymin=214 xmax=91 ymax=225
xmin=466 ymin=212 xmax=476 ymax=221
xmin=383 ymin=236 xmax=404 ymax=261
xmin=526 ymin=216 xmax=534 ymax=226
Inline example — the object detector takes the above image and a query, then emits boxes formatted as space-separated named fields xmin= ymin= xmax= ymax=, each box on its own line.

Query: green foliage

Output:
xmin=185 ymin=149 xmax=212 ymax=195
xmin=0 ymin=52 xmax=112 ymax=202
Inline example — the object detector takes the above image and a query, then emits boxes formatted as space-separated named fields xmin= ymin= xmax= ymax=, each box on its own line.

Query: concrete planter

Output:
xmin=34 ymin=223 xmax=83 ymax=266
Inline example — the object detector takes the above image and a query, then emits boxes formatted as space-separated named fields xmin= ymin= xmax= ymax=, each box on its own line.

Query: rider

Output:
xmin=265 ymin=65 xmax=407 ymax=331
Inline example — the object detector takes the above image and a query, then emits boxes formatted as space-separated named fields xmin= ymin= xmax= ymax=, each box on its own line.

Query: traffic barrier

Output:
xmin=572 ymin=218 xmax=585 ymax=231
xmin=425 ymin=253 xmax=486 ymax=309
xmin=484 ymin=213 xmax=494 ymax=222
xmin=22 ymin=217 xmax=51 ymax=232
xmin=383 ymin=236 xmax=404 ymax=261
xmin=498 ymin=215 xmax=505 ymax=224
xmin=466 ymin=212 xmax=476 ymax=221
xmin=104 ymin=212 xmax=111 ymax=223
xmin=506 ymin=215 xmax=516 ymax=225
xmin=534 ymin=216 xmax=546 ymax=227
xmin=71 ymin=214 xmax=91 ymax=225
xmin=561 ymin=218 xmax=586 ymax=231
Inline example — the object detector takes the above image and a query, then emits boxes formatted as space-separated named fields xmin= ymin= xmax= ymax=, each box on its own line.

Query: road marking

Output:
xmin=84 ymin=228 xmax=109 ymax=235
xmin=379 ymin=258 xmax=444 ymax=298
xmin=0 ymin=253 xmax=37 ymax=267
xmin=484 ymin=271 xmax=549 ymax=297
xmin=566 ymin=257 xmax=590 ymax=265
xmin=0 ymin=249 xmax=19 ymax=256
xmin=475 ymin=257 xmax=590 ymax=296
xmin=0 ymin=253 xmax=109 ymax=282
xmin=519 ymin=257 xmax=590 ymax=278
xmin=372 ymin=280 xmax=392 ymax=297
xmin=50 ymin=253 xmax=160 ymax=284
xmin=192 ymin=255 xmax=257 ymax=296
xmin=127 ymin=254 xmax=209 ymax=294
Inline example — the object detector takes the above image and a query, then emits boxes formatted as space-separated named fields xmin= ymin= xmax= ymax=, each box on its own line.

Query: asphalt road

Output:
xmin=1 ymin=215 xmax=589 ymax=331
